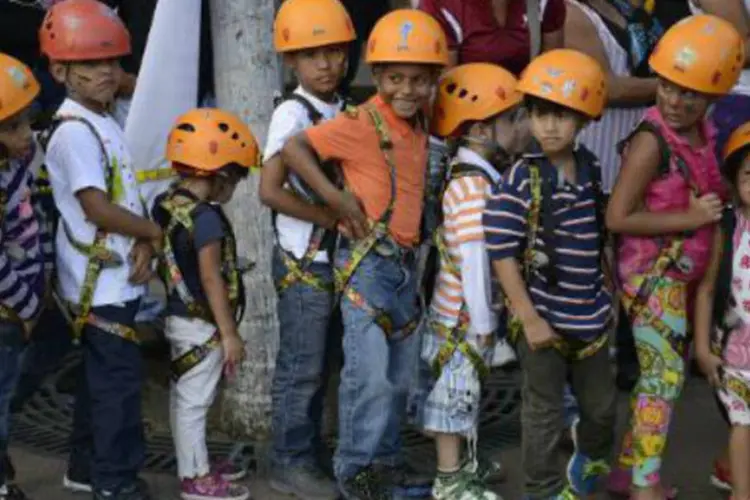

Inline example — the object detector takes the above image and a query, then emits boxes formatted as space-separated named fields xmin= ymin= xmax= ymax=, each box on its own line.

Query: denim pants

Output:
xmin=270 ymin=248 xmax=337 ymax=468
xmin=68 ymin=300 xmax=145 ymax=493
xmin=516 ymin=335 xmax=616 ymax=499
xmin=333 ymin=249 xmax=421 ymax=481
xmin=0 ymin=322 xmax=25 ymax=487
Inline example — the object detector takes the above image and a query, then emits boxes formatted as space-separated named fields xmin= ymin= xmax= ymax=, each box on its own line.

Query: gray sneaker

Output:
xmin=269 ymin=464 xmax=338 ymax=500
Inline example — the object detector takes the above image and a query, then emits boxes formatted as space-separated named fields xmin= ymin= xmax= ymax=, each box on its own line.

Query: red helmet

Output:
xmin=39 ymin=0 xmax=131 ymax=62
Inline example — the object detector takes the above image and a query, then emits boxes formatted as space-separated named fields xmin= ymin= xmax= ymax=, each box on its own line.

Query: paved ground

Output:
xmin=8 ymin=374 xmax=730 ymax=500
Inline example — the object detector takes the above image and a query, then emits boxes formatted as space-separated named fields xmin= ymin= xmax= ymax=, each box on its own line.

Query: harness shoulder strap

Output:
xmin=617 ymin=120 xmax=673 ymax=178
xmin=281 ymin=93 xmax=325 ymax=125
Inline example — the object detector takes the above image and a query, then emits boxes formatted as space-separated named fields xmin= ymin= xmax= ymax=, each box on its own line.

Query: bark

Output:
xmin=209 ymin=0 xmax=281 ymax=442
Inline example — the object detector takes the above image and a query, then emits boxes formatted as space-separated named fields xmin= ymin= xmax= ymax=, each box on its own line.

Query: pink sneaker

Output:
xmin=180 ymin=475 xmax=250 ymax=500
xmin=212 ymin=459 xmax=247 ymax=482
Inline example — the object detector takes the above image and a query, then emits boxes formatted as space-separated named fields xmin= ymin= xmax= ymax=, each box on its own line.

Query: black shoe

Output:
xmin=339 ymin=466 xmax=392 ymax=500
xmin=92 ymin=479 xmax=151 ymax=500
xmin=379 ymin=462 xmax=433 ymax=497
xmin=3 ymin=455 xmax=15 ymax=482
xmin=0 ymin=484 xmax=29 ymax=500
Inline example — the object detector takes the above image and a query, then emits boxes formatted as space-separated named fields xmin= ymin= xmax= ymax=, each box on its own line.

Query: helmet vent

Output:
xmin=218 ymin=122 xmax=230 ymax=133
xmin=177 ymin=123 xmax=195 ymax=133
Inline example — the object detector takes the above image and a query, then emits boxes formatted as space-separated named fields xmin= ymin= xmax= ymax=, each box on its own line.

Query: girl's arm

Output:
xmin=77 ymin=189 xmax=162 ymax=242
xmin=198 ymin=240 xmax=237 ymax=339
xmin=258 ymin=154 xmax=337 ymax=229
xmin=606 ymin=131 xmax=715 ymax=235
xmin=695 ymin=228 xmax=723 ymax=353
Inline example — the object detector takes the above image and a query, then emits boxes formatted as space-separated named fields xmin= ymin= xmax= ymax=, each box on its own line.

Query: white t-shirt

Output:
xmin=263 ymin=86 xmax=343 ymax=263
xmin=46 ymin=98 xmax=147 ymax=307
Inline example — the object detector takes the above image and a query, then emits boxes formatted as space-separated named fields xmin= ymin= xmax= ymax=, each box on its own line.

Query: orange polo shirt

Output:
xmin=305 ymin=95 xmax=428 ymax=248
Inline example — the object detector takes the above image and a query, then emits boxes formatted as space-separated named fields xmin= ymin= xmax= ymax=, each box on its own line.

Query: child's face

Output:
xmin=0 ymin=109 xmax=33 ymax=160
xmin=736 ymin=157 xmax=750 ymax=208
xmin=491 ymin=106 xmax=530 ymax=156
xmin=656 ymin=78 xmax=711 ymax=132
xmin=51 ymin=59 xmax=123 ymax=109
xmin=286 ymin=44 xmax=348 ymax=99
xmin=529 ymin=107 xmax=581 ymax=157
xmin=373 ymin=64 xmax=438 ymax=120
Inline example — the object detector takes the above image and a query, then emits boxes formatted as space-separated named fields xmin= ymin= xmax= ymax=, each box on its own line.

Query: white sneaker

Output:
xmin=490 ymin=339 xmax=517 ymax=368
xmin=63 ymin=474 xmax=93 ymax=493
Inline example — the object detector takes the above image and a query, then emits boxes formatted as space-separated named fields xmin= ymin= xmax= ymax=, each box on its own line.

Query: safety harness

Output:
xmin=156 ymin=187 xmax=246 ymax=380
xmin=39 ymin=116 xmax=139 ymax=344
xmin=429 ymin=162 xmax=498 ymax=380
xmin=506 ymin=149 xmax=609 ymax=360
xmin=333 ymin=103 xmax=422 ymax=339
xmin=272 ymin=93 xmax=346 ymax=294
xmin=617 ymin=121 xmax=699 ymax=355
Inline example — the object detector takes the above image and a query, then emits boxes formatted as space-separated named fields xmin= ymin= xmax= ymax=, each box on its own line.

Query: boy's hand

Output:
xmin=332 ymin=191 xmax=369 ymax=239
xmin=696 ymin=348 xmax=724 ymax=388
xmin=221 ymin=331 xmax=246 ymax=370
xmin=128 ymin=240 xmax=154 ymax=285
xmin=688 ymin=193 xmax=723 ymax=228
xmin=522 ymin=314 xmax=560 ymax=351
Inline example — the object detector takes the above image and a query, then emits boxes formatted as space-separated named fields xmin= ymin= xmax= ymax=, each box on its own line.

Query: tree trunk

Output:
xmin=209 ymin=0 xmax=281 ymax=443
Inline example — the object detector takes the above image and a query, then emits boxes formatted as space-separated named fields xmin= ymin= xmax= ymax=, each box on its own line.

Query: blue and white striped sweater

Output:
xmin=0 ymin=144 xmax=54 ymax=321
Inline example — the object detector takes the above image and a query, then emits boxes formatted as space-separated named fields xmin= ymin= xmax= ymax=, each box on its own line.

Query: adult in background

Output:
xmin=418 ymin=0 xmax=566 ymax=73
xmin=563 ymin=0 xmax=662 ymax=402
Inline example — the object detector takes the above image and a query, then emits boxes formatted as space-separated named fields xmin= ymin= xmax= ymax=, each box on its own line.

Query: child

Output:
xmin=417 ymin=62 xmax=527 ymax=500
xmin=0 ymin=52 xmax=53 ymax=500
xmin=153 ymin=108 xmax=256 ymax=500
xmin=281 ymin=9 xmax=447 ymax=498
xmin=259 ymin=0 xmax=354 ymax=497
xmin=695 ymin=121 xmax=750 ymax=500
xmin=605 ymin=14 xmax=743 ymax=500
xmin=39 ymin=1 xmax=162 ymax=498
xmin=484 ymin=49 xmax=615 ymax=500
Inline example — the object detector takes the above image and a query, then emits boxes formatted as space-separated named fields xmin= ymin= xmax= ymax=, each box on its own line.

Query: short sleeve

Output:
xmin=419 ymin=0 xmax=461 ymax=49
xmin=47 ymin=121 xmax=108 ymax=195
xmin=483 ymin=164 xmax=532 ymax=262
xmin=192 ymin=206 xmax=225 ymax=251
xmin=443 ymin=177 xmax=488 ymax=245
xmin=263 ymin=100 xmax=312 ymax=161
xmin=304 ymin=112 xmax=366 ymax=164
xmin=542 ymin=0 xmax=566 ymax=33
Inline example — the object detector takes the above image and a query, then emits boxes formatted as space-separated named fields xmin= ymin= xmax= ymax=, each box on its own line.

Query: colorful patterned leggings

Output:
xmin=616 ymin=277 xmax=688 ymax=487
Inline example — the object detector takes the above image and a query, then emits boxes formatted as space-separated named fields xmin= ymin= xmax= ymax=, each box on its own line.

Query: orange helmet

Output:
xmin=366 ymin=9 xmax=449 ymax=66
xmin=166 ymin=109 xmax=261 ymax=176
xmin=517 ymin=49 xmax=607 ymax=119
xmin=0 ymin=54 xmax=40 ymax=122
xmin=724 ymin=121 xmax=750 ymax=162
xmin=649 ymin=14 xmax=744 ymax=95
xmin=40 ymin=0 xmax=131 ymax=62
xmin=274 ymin=0 xmax=356 ymax=53
xmin=432 ymin=63 xmax=521 ymax=138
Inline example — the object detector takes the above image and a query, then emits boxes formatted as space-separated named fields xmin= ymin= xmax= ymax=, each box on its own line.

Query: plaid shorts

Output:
xmin=414 ymin=319 xmax=491 ymax=435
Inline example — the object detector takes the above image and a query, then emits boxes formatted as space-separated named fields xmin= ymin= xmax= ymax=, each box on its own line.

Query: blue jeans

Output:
xmin=68 ymin=300 xmax=145 ymax=493
xmin=270 ymin=248 xmax=336 ymax=468
xmin=0 ymin=322 xmax=25 ymax=486
xmin=333 ymin=249 xmax=421 ymax=481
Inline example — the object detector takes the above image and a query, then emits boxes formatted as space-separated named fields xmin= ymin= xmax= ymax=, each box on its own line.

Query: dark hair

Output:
xmin=524 ymin=95 xmax=588 ymax=123
xmin=173 ymin=162 xmax=249 ymax=180
xmin=723 ymin=145 xmax=750 ymax=188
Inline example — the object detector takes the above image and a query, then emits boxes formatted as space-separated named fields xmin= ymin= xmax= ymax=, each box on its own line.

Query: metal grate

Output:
xmin=11 ymin=355 xmax=521 ymax=474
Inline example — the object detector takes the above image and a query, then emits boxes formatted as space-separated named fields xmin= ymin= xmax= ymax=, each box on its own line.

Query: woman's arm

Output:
xmin=606 ymin=132 xmax=711 ymax=235
xmin=564 ymin=2 xmax=657 ymax=105
xmin=695 ymin=228 xmax=724 ymax=355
